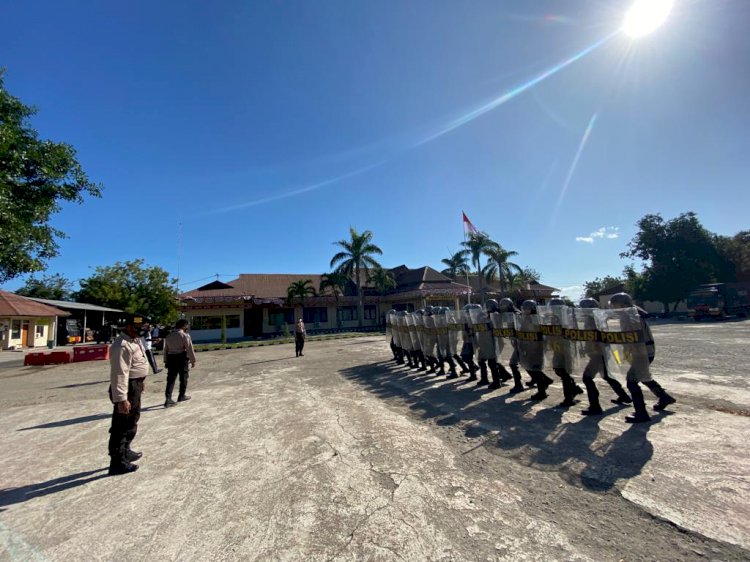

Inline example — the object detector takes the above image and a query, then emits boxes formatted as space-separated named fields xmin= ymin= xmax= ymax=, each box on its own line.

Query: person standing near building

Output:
xmin=295 ymin=318 xmax=306 ymax=357
xmin=163 ymin=319 xmax=196 ymax=408
xmin=141 ymin=322 xmax=162 ymax=375
xmin=108 ymin=318 xmax=149 ymax=476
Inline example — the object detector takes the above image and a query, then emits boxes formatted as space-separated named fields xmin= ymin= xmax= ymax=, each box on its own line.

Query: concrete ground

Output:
xmin=0 ymin=321 xmax=748 ymax=561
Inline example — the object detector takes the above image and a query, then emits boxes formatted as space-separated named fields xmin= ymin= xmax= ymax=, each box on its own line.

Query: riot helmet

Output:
xmin=424 ymin=305 xmax=434 ymax=315
xmin=608 ymin=292 xmax=634 ymax=309
xmin=485 ymin=299 xmax=499 ymax=313
xmin=521 ymin=300 xmax=537 ymax=315
xmin=549 ymin=298 xmax=565 ymax=306
xmin=578 ymin=298 xmax=600 ymax=309
xmin=498 ymin=298 xmax=515 ymax=312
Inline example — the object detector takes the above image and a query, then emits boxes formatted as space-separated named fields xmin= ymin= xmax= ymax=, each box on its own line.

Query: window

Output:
xmin=191 ymin=315 xmax=240 ymax=330
xmin=35 ymin=324 xmax=45 ymax=337
xmin=11 ymin=320 xmax=21 ymax=339
xmin=303 ymin=307 xmax=328 ymax=324
xmin=364 ymin=305 xmax=377 ymax=320
xmin=269 ymin=308 xmax=295 ymax=326
xmin=338 ymin=306 xmax=358 ymax=322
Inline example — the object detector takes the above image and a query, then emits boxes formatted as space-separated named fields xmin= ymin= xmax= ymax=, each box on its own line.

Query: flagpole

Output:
xmin=462 ymin=211 xmax=472 ymax=304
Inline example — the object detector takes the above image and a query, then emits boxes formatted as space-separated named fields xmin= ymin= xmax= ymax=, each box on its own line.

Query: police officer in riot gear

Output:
xmin=608 ymin=293 xmax=676 ymax=423
xmin=546 ymin=298 xmax=584 ymax=408
xmin=498 ymin=298 xmax=527 ymax=393
xmin=484 ymin=299 xmax=512 ymax=390
xmin=577 ymin=298 xmax=631 ymax=415
xmin=460 ymin=304 xmax=480 ymax=380
xmin=517 ymin=300 xmax=554 ymax=400
xmin=434 ymin=307 xmax=459 ymax=378
xmin=422 ymin=306 xmax=440 ymax=374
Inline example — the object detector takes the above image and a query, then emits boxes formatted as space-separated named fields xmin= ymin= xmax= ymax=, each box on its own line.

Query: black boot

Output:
xmin=581 ymin=378 xmax=603 ymax=415
xmin=509 ymin=364 xmax=525 ymax=393
xmin=644 ymin=380 xmax=677 ymax=411
xmin=605 ymin=375 xmax=632 ymax=404
xmin=529 ymin=371 xmax=551 ymax=400
xmin=454 ymin=355 xmax=470 ymax=375
xmin=108 ymin=460 xmax=139 ymax=476
xmin=487 ymin=361 xmax=501 ymax=390
xmin=555 ymin=369 xmax=577 ymax=407
xmin=625 ymin=380 xmax=651 ymax=423
xmin=477 ymin=362 xmax=490 ymax=386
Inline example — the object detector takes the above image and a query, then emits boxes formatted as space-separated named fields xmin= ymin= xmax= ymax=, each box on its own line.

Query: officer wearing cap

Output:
xmin=107 ymin=316 xmax=149 ymax=475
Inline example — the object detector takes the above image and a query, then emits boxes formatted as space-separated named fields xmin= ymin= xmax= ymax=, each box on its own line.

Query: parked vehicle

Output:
xmin=687 ymin=282 xmax=750 ymax=320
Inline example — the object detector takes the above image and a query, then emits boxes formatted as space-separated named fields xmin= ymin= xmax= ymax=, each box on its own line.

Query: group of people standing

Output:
xmin=107 ymin=318 xmax=196 ymax=476
xmin=385 ymin=293 xmax=676 ymax=425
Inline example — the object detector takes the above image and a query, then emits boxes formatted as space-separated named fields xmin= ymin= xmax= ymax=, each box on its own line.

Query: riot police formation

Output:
xmin=385 ymin=292 xmax=676 ymax=424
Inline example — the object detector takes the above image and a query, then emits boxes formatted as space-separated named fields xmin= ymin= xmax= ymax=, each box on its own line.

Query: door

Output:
xmin=244 ymin=308 xmax=264 ymax=337
xmin=21 ymin=320 xmax=30 ymax=348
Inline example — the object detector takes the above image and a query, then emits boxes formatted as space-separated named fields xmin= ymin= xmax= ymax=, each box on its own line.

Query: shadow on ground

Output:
xmin=341 ymin=360 xmax=663 ymax=492
xmin=0 ymin=469 xmax=109 ymax=509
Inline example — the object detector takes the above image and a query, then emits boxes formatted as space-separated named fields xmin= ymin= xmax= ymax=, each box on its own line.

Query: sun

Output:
xmin=622 ymin=0 xmax=675 ymax=37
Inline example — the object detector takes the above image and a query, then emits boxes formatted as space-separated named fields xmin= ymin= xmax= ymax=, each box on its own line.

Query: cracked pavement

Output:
xmin=0 ymin=321 xmax=749 ymax=561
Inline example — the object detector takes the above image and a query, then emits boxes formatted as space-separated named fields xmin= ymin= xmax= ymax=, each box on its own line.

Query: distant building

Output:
xmin=0 ymin=291 xmax=70 ymax=350
xmin=179 ymin=266 xmax=471 ymax=342
xmin=26 ymin=298 xmax=128 ymax=345
xmin=447 ymin=274 xmax=560 ymax=305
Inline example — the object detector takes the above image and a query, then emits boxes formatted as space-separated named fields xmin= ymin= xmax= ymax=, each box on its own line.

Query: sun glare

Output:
xmin=622 ymin=0 xmax=675 ymax=37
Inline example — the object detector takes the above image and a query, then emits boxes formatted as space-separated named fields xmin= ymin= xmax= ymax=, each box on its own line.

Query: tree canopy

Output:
xmin=330 ymin=227 xmax=383 ymax=327
xmin=287 ymin=279 xmax=316 ymax=309
xmin=621 ymin=212 xmax=735 ymax=310
xmin=75 ymin=259 xmax=179 ymax=324
xmin=583 ymin=275 xmax=624 ymax=298
xmin=15 ymin=273 xmax=73 ymax=301
xmin=0 ymin=70 xmax=102 ymax=283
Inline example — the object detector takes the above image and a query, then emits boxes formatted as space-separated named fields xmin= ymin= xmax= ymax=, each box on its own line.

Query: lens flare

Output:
xmin=623 ymin=0 xmax=674 ymax=37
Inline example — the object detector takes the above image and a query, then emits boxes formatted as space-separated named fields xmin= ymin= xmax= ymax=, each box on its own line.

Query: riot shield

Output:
xmin=565 ymin=308 xmax=601 ymax=361
xmin=385 ymin=312 xmax=392 ymax=341
xmin=459 ymin=309 xmax=475 ymax=360
xmin=390 ymin=312 xmax=402 ymax=349
xmin=445 ymin=309 xmax=460 ymax=357
xmin=410 ymin=313 xmax=423 ymax=352
xmin=538 ymin=305 xmax=576 ymax=373
xmin=422 ymin=314 xmax=438 ymax=358
xmin=490 ymin=311 xmax=516 ymax=364
xmin=402 ymin=314 xmax=415 ymax=352
xmin=469 ymin=307 xmax=495 ymax=360
xmin=594 ymin=307 xmax=650 ymax=381
xmin=513 ymin=313 xmax=544 ymax=371
xmin=434 ymin=312 xmax=450 ymax=358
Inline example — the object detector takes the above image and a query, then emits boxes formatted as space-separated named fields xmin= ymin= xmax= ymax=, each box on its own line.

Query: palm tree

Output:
xmin=319 ymin=271 xmax=349 ymax=326
xmin=440 ymin=250 xmax=470 ymax=277
xmin=286 ymin=279 xmax=316 ymax=318
xmin=330 ymin=227 xmax=383 ymax=327
xmin=461 ymin=232 xmax=500 ymax=304
xmin=369 ymin=266 xmax=397 ymax=295
xmin=482 ymin=246 xmax=522 ymax=297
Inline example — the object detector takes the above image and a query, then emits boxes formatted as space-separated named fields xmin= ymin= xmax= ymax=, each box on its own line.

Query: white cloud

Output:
xmin=558 ymin=285 xmax=585 ymax=302
xmin=576 ymin=226 xmax=619 ymax=244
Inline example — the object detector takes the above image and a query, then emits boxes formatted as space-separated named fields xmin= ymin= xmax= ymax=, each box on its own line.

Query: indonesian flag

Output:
xmin=462 ymin=211 xmax=480 ymax=236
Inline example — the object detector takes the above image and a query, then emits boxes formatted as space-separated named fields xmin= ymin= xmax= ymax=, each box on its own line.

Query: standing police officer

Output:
xmin=108 ymin=317 xmax=149 ymax=475
xmin=163 ymin=319 xmax=197 ymax=408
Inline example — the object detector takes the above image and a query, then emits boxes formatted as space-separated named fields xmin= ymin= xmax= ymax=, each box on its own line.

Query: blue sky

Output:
xmin=2 ymin=0 xmax=748 ymax=300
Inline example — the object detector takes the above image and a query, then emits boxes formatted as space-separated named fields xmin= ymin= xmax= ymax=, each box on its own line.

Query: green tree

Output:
xmin=286 ymin=279 xmax=316 ymax=316
xmin=16 ymin=273 xmax=73 ymax=300
xmin=716 ymin=230 xmax=750 ymax=282
xmin=319 ymin=271 xmax=349 ymax=327
xmin=330 ymin=227 xmax=383 ymax=327
xmin=0 ymin=70 xmax=102 ymax=283
xmin=583 ymin=275 xmax=624 ymax=298
xmin=621 ymin=212 xmax=734 ymax=311
xmin=369 ymin=267 xmax=396 ymax=295
xmin=482 ymin=246 xmax=521 ymax=297
xmin=75 ymin=259 xmax=179 ymax=323
xmin=440 ymin=250 xmax=470 ymax=277
xmin=461 ymin=232 xmax=500 ymax=303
